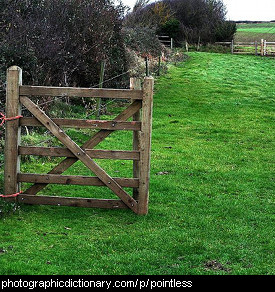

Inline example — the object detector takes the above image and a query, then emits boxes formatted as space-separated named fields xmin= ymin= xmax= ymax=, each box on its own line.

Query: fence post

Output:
xmin=130 ymin=78 xmax=142 ymax=201
xmin=145 ymin=57 xmax=149 ymax=77
xmin=255 ymin=41 xmax=258 ymax=56
xmin=264 ymin=40 xmax=267 ymax=56
xmin=231 ymin=40 xmax=234 ymax=54
xmin=4 ymin=66 xmax=22 ymax=200
xmin=138 ymin=76 xmax=154 ymax=215
xmin=197 ymin=36 xmax=201 ymax=51
xmin=96 ymin=60 xmax=106 ymax=120
xmin=260 ymin=39 xmax=264 ymax=56
xmin=157 ymin=56 xmax=161 ymax=76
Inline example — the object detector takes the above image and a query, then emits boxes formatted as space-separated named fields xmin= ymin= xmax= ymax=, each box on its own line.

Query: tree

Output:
xmin=162 ymin=0 xmax=236 ymax=43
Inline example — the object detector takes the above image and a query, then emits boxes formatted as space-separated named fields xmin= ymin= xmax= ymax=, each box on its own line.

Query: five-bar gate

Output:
xmin=3 ymin=66 xmax=154 ymax=215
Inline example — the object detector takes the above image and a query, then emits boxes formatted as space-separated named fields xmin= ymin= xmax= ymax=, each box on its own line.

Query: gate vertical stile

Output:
xmin=138 ymin=77 xmax=154 ymax=215
xmin=4 ymin=66 xmax=22 ymax=201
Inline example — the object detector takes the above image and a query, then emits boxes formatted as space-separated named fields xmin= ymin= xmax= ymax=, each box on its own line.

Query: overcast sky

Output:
xmin=121 ymin=0 xmax=275 ymax=21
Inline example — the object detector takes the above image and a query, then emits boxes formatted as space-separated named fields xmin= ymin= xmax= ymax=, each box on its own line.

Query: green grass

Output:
xmin=237 ymin=22 xmax=275 ymax=32
xmin=0 ymin=52 xmax=274 ymax=275
xmin=235 ymin=22 xmax=275 ymax=42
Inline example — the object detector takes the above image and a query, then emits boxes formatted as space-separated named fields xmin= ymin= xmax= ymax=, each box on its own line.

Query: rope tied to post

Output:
xmin=0 ymin=112 xmax=23 ymax=127
xmin=0 ymin=190 xmax=23 ymax=198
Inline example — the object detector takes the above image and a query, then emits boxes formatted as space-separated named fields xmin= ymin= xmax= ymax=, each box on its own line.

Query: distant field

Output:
xmin=235 ymin=22 xmax=275 ymax=42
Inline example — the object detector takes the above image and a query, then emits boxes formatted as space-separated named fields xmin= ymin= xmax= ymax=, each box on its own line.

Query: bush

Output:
xmin=123 ymin=26 xmax=163 ymax=58
xmin=215 ymin=21 xmax=237 ymax=42
xmin=200 ymin=44 xmax=231 ymax=53
xmin=169 ymin=50 xmax=189 ymax=64
xmin=158 ymin=17 xmax=181 ymax=41
xmin=0 ymin=0 xmax=131 ymax=170
xmin=0 ymin=0 xmax=128 ymax=93
xmin=123 ymin=0 xmax=170 ymax=60
xmin=126 ymin=48 xmax=169 ymax=78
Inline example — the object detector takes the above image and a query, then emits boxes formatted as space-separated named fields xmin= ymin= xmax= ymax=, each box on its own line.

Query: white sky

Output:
xmin=121 ymin=0 xmax=275 ymax=21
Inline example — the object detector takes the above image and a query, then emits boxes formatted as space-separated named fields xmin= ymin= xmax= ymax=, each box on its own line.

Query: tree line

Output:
xmin=125 ymin=0 xmax=236 ymax=45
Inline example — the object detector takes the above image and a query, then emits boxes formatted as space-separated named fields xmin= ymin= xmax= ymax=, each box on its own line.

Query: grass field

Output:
xmin=0 ymin=52 xmax=274 ymax=275
xmin=235 ymin=22 xmax=275 ymax=42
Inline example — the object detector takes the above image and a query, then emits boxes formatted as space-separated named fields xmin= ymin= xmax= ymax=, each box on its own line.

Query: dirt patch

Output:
xmin=204 ymin=260 xmax=232 ymax=273
xmin=156 ymin=171 xmax=170 ymax=176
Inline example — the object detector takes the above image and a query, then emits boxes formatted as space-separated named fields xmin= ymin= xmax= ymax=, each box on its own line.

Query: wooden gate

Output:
xmin=3 ymin=66 xmax=154 ymax=215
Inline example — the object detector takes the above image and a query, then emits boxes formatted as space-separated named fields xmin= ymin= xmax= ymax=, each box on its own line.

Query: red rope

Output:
xmin=0 ymin=112 xmax=23 ymax=127
xmin=0 ymin=191 xmax=23 ymax=198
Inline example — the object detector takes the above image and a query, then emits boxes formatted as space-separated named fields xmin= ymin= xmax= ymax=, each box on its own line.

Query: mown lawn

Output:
xmin=0 ymin=52 xmax=274 ymax=275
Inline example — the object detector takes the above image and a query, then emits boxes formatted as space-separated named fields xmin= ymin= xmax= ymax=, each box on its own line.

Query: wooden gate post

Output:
xmin=4 ymin=66 xmax=22 ymax=200
xmin=138 ymin=76 xmax=154 ymax=215
xmin=231 ymin=40 xmax=234 ymax=54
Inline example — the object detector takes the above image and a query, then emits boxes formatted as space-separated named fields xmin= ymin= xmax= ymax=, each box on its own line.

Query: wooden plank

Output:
xmin=235 ymin=42 xmax=255 ymax=45
xmin=138 ymin=77 xmax=154 ymax=215
xmin=4 ymin=66 xmax=22 ymax=201
xmin=20 ymin=96 xmax=138 ymax=213
xmin=130 ymin=78 xmax=142 ymax=200
xmin=215 ymin=42 xmax=231 ymax=45
xmin=20 ymin=117 xmax=141 ymax=130
xmin=19 ymin=146 xmax=140 ymax=160
xmin=17 ymin=194 xmax=127 ymax=209
xmin=24 ymin=100 xmax=142 ymax=196
xmin=233 ymin=52 xmax=255 ymax=55
xmin=18 ymin=173 xmax=139 ymax=188
xmin=19 ymin=85 xmax=143 ymax=100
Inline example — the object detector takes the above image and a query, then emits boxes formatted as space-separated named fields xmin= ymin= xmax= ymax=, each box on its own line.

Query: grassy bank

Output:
xmin=0 ymin=52 xmax=274 ymax=275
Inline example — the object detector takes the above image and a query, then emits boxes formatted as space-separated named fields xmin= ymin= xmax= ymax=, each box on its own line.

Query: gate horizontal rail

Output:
xmin=19 ymin=146 xmax=140 ymax=160
xmin=20 ymin=85 xmax=143 ymax=99
xmin=20 ymin=117 xmax=141 ymax=130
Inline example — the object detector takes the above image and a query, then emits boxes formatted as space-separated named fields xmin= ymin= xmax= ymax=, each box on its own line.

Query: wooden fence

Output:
xmin=158 ymin=35 xmax=174 ymax=49
xmin=265 ymin=41 xmax=275 ymax=56
xmin=3 ymin=66 xmax=154 ymax=215
xmin=215 ymin=39 xmax=275 ymax=56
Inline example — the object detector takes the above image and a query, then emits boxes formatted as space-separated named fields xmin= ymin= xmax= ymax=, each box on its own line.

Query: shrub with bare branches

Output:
xmin=0 ymin=0 xmax=128 ymax=96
